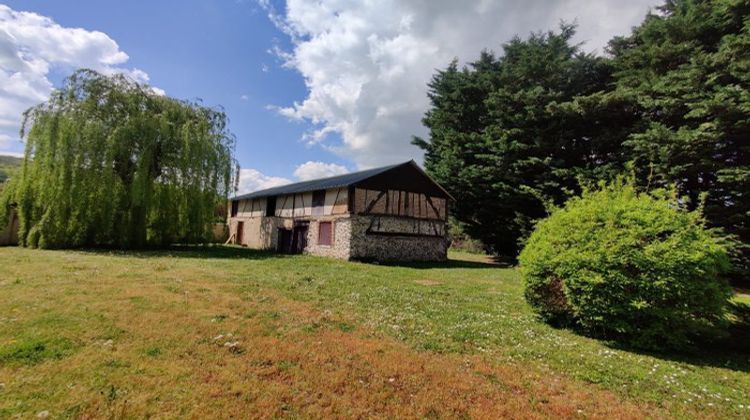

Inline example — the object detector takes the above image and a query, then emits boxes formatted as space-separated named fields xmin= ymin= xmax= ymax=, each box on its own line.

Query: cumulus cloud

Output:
xmin=264 ymin=0 xmax=659 ymax=168
xmin=237 ymin=160 xmax=351 ymax=195
xmin=236 ymin=168 xmax=292 ymax=195
xmin=293 ymin=160 xmax=349 ymax=180
xmin=0 ymin=4 xmax=158 ymax=154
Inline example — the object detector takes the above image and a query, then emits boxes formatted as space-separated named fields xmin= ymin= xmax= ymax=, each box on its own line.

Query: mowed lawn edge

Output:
xmin=0 ymin=246 xmax=747 ymax=418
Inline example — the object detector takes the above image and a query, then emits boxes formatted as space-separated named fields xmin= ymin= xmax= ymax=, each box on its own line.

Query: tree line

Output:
xmin=414 ymin=0 xmax=750 ymax=279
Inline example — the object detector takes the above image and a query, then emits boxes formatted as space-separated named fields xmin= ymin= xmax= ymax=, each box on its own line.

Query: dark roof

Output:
xmin=233 ymin=162 xmax=403 ymax=200
xmin=232 ymin=160 xmax=453 ymax=201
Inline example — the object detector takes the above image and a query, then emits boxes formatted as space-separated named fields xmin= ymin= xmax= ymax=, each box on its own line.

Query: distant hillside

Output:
xmin=0 ymin=155 xmax=23 ymax=183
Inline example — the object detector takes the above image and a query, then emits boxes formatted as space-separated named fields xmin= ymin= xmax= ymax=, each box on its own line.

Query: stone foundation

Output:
xmin=227 ymin=213 xmax=448 ymax=262
xmin=349 ymin=215 xmax=448 ymax=262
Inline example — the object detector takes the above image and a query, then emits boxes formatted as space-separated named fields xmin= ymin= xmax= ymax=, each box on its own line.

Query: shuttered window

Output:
xmin=318 ymin=221 xmax=333 ymax=246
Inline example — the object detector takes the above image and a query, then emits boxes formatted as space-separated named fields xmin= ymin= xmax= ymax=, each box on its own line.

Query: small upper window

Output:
xmin=266 ymin=196 xmax=277 ymax=217
xmin=312 ymin=190 xmax=325 ymax=216
xmin=318 ymin=221 xmax=333 ymax=246
xmin=231 ymin=200 xmax=239 ymax=217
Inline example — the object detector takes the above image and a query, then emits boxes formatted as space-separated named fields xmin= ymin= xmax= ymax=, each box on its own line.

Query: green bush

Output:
xmin=519 ymin=182 xmax=734 ymax=350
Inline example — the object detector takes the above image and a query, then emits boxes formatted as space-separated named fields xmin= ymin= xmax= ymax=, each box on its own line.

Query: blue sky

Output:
xmin=1 ymin=0 xmax=339 ymax=179
xmin=0 ymin=0 xmax=659 ymax=193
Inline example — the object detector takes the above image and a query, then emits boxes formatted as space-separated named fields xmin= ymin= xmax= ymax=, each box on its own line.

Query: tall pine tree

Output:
xmin=415 ymin=25 xmax=630 ymax=256
xmin=608 ymin=0 xmax=750 ymax=274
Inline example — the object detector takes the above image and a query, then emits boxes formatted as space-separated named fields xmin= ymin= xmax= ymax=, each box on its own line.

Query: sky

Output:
xmin=0 ymin=0 xmax=660 ymax=194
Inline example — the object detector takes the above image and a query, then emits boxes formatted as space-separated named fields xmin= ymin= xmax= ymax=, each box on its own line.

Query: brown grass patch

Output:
xmin=0 ymin=249 xmax=674 ymax=418
xmin=2 ymin=286 xmax=658 ymax=418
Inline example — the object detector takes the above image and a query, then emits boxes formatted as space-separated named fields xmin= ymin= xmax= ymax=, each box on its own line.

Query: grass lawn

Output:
xmin=0 ymin=246 xmax=748 ymax=418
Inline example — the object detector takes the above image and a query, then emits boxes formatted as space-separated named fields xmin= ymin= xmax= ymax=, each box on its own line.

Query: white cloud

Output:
xmin=264 ymin=0 xmax=659 ymax=168
xmin=236 ymin=168 xmax=292 ymax=195
xmin=0 ymin=4 xmax=158 ymax=154
xmin=240 ymin=94 xmax=249 ymax=100
xmin=236 ymin=160 xmax=350 ymax=195
xmin=293 ymin=160 xmax=348 ymax=180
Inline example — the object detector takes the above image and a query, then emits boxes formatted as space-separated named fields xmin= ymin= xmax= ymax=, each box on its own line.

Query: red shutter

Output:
xmin=318 ymin=221 xmax=333 ymax=245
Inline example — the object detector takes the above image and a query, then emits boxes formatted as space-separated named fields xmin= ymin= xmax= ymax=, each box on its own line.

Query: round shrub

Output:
xmin=519 ymin=183 xmax=734 ymax=350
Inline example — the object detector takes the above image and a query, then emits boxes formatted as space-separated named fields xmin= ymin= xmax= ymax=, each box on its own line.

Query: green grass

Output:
xmin=0 ymin=337 xmax=76 ymax=366
xmin=228 ymin=249 xmax=750 ymax=413
xmin=0 ymin=245 xmax=748 ymax=418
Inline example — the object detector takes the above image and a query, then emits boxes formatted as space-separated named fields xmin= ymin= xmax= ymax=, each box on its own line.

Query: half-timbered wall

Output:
xmin=232 ymin=196 xmax=267 ymax=218
xmin=353 ymin=188 xmax=446 ymax=220
xmin=231 ymin=187 xmax=348 ymax=220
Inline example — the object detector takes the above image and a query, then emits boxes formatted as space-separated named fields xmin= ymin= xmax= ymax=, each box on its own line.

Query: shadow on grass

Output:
xmin=76 ymin=244 xmax=286 ymax=260
xmin=600 ymin=301 xmax=750 ymax=374
xmin=74 ymin=245 xmax=510 ymax=270
xmin=369 ymin=255 xmax=513 ymax=270
xmin=377 ymin=260 xmax=505 ymax=270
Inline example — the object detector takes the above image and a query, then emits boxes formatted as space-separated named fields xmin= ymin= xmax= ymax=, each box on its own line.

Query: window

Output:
xmin=231 ymin=200 xmax=239 ymax=217
xmin=312 ymin=190 xmax=325 ymax=216
xmin=318 ymin=221 xmax=333 ymax=246
xmin=265 ymin=196 xmax=277 ymax=217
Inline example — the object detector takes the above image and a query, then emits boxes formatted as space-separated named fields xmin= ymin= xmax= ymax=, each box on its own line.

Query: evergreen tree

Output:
xmin=607 ymin=0 xmax=750 ymax=274
xmin=414 ymin=25 xmax=630 ymax=256
xmin=418 ymin=1 xmax=750 ymax=274
xmin=0 ymin=69 xmax=236 ymax=248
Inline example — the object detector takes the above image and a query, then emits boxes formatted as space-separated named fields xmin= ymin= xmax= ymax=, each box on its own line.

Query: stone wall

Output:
xmin=227 ymin=213 xmax=448 ymax=262
xmin=304 ymin=217 xmax=352 ymax=259
xmin=349 ymin=215 xmax=448 ymax=262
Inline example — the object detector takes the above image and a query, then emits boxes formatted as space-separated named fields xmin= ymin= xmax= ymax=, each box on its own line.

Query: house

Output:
xmin=228 ymin=160 xmax=453 ymax=261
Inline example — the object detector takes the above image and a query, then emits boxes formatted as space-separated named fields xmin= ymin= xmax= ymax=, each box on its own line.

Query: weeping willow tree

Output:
xmin=0 ymin=69 xmax=236 ymax=248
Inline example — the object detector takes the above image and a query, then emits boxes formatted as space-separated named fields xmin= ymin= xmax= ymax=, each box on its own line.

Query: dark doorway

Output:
xmin=236 ymin=221 xmax=244 ymax=245
xmin=278 ymin=228 xmax=292 ymax=253
xmin=291 ymin=221 xmax=309 ymax=254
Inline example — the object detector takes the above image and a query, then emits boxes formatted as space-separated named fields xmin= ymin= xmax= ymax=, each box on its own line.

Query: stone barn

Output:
xmin=228 ymin=160 xmax=453 ymax=262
